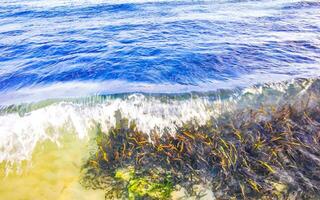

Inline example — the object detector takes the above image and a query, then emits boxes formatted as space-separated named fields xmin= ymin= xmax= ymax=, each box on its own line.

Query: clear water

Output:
xmin=1 ymin=0 xmax=320 ymax=199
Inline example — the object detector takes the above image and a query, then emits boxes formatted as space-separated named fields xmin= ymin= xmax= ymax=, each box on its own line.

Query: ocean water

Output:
xmin=0 ymin=0 xmax=320 ymax=103
xmin=0 ymin=0 xmax=320 ymax=199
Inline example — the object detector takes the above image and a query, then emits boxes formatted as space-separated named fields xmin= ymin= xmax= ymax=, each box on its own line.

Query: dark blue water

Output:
xmin=0 ymin=0 xmax=320 ymax=103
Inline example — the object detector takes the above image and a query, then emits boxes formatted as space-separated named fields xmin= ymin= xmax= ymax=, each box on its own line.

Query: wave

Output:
xmin=1 ymin=0 xmax=207 ymax=8
xmin=1 ymin=0 xmax=319 ymax=96
xmin=2 ymin=0 xmax=308 ymax=9
xmin=0 ymin=73 xmax=314 ymax=106
xmin=0 ymin=77 xmax=319 ymax=166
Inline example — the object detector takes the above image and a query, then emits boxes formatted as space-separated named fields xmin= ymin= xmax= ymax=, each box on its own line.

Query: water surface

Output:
xmin=0 ymin=0 xmax=319 ymax=103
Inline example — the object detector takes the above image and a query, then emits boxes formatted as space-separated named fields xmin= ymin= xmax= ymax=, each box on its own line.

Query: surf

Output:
xmin=0 ymin=77 xmax=317 ymax=164
xmin=1 ymin=77 xmax=320 ymax=199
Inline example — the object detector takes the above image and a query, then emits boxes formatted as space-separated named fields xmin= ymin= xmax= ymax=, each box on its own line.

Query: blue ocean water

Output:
xmin=0 ymin=0 xmax=320 ymax=104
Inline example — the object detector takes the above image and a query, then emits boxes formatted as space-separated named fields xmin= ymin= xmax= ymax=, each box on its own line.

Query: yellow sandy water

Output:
xmin=0 ymin=133 xmax=105 ymax=200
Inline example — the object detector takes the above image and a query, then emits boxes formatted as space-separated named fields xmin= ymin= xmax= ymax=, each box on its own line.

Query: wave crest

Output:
xmin=0 ymin=77 xmax=318 ymax=165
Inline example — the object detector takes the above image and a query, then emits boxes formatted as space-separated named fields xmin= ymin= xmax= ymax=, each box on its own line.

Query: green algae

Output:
xmin=127 ymin=176 xmax=173 ymax=200
xmin=115 ymin=167 xmax=135 ymax=182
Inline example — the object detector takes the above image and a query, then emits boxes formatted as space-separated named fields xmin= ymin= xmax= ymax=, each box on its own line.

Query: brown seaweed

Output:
xmin=80 ymin=84 xmax=320 ymax=200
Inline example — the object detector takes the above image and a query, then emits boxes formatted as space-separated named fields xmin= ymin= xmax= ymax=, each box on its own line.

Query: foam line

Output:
xmin=0 ymin=78 xmax=317 ymax=165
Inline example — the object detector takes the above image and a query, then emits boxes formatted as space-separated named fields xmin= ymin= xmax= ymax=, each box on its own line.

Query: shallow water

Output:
xmin=0 ymin=132 xmax=106 ymax=200
xmin=1 ymin=77 xmax=319 ymax=199
xmin=1 ymin=0 xmax=320 ymax=199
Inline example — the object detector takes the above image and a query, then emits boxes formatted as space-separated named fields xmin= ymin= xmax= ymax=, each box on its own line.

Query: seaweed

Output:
xmin=80 ymin=88 xmax=320 ymax=199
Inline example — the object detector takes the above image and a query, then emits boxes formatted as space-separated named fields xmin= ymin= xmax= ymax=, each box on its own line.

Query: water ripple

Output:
xmin=0 ymin=0 xmax=319 ymax=98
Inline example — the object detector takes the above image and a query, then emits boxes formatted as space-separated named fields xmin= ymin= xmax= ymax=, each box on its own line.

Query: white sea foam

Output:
xmin=0 ymin=94 xmax=225 ymax=164
xmin=0 ymin=78 xmax=317 ymax=166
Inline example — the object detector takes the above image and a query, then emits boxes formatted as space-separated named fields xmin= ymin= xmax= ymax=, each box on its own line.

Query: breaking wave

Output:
xmin=0 ymin=77 xmax=318 ymax=165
